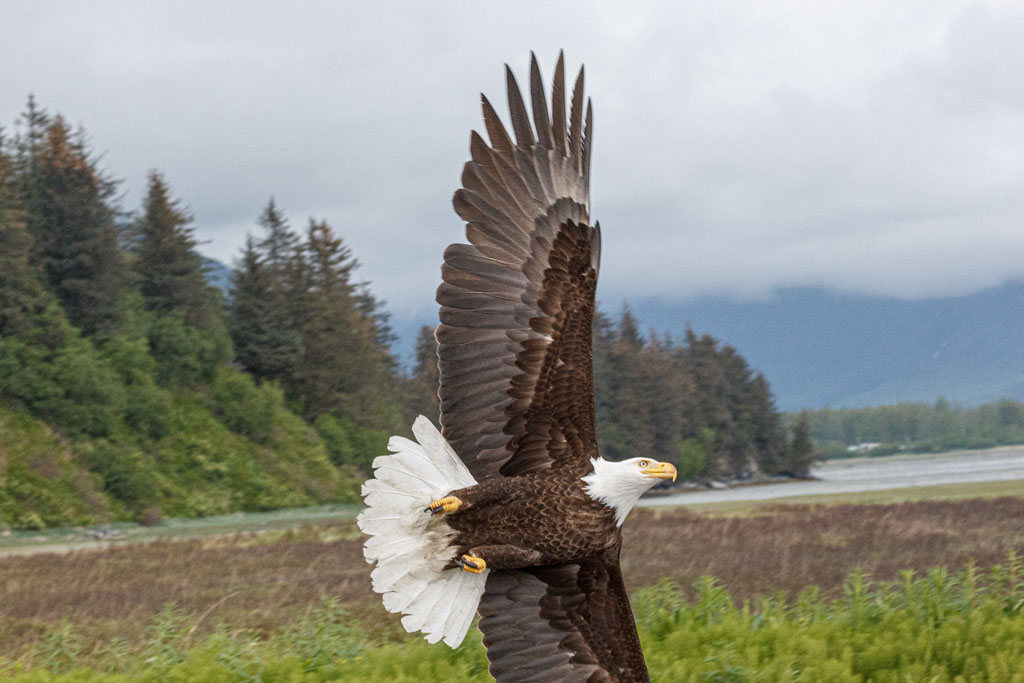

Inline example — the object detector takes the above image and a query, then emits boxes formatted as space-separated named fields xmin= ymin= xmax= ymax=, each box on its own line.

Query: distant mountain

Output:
xmin=202 ymin=257 xmax=233 ymax=296
xmin=627 ymin=283 xmax=1024 ymax=411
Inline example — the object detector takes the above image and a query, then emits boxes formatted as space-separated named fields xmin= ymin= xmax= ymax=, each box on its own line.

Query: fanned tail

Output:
xmin=356 ymin=415 xmax=486 ymax=648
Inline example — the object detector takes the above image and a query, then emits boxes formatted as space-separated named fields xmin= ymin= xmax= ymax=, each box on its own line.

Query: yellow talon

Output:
xmin=458 ymin=554 xmax=486 ymax=573
xmin=427 ymin=495 xmax=462 ymax=515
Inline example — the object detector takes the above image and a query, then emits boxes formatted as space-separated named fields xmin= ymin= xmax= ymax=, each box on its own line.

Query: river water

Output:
xmin=640 ymin=446 xmax=1024 ymax=507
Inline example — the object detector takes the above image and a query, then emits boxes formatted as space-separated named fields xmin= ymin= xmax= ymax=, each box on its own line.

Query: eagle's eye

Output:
xmin=638 ymin=460 xmax=649 ymax=468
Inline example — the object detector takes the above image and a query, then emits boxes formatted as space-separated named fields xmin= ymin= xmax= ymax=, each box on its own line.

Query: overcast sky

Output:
xmin=4 ymin=0 xmax=1023 ymax=320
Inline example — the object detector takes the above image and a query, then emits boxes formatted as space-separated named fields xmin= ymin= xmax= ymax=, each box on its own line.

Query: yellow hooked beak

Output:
xmin=641 ymin=461 xmax=677 ymax=482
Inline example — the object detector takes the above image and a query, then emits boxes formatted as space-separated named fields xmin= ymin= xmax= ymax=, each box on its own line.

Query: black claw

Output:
xmin=457 ymin=556 xmax=479 ymax=570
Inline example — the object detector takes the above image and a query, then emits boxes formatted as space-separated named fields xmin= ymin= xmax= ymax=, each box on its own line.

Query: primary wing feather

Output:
xmin=478 ymin=550 xmax=649 ymax=683
xmin=437 ymin=51 xmax=598 ymax=481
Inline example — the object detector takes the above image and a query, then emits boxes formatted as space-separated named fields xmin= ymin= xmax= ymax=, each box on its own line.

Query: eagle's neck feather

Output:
xmin=581 ymin=458 xmax=647 ymax=527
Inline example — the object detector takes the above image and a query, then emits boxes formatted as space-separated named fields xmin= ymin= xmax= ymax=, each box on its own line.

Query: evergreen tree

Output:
xmin=356 ymin=283 xmax=397 ymax=359
xmin=258 ymin=198 xmax=300 ymax=281
xmin=718 ymin=345 xmax=756 ymax=476
xmin=617 ymin=302 xmax=643 ymax=348
xmin=17 ymin=115 xmax=126 ymax=335
xmin=641 ymin=334 xmax=685 ymax=461
xmin=0 ymin=130 xmax=48 ymax=337
xmin=784 ymin=411 xmax=817 ymax=478
xmin=298 ymin=218 xmax=377 ymax=418
xmin=229 ymin=203 xmax=303 ymax=384
xmin=749 ymin=373 xmax=788 ymax=474
xmin=134 ymin=171 xmax=211 ymax=325
xmin=229 ymin=237 xmax=280 ymax=378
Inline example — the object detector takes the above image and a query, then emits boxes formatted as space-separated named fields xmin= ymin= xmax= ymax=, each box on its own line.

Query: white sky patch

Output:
xmin=3 ymin=0 xmax=1023 ymax=316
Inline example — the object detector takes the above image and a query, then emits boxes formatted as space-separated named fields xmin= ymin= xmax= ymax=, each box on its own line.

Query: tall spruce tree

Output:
xmin=718 ymin=345 xmax=756 ymax=476
xmin=784 ymin=411 xmax=817 ymax=478
xmin=0 ymin=130 xmax=48 ymax=337
xmin=298 ymin=218 xmax=376 ymax=418
xmin=134 ymin=171 xmax=210 ymax=325
xmin=749 ymin=373 xmax=788 ymax=474
xmin=17 ymin=115 xmax=126 ymax=335
xmin=229 ymin=201 xmax=303 ymax=384
xmin=231 ymin=236 xmax=296 ymax=382
xmin=259 ymin=199 xmax=300 ymax=282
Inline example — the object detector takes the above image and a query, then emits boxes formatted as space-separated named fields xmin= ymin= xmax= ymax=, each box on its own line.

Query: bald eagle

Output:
xmin=357 ymin=52 xmax=676 ymax=682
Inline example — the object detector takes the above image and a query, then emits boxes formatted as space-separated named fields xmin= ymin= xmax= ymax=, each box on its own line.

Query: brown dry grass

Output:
xmin=624 ymin=497 xmax=1024 ymax=599
xmin=1 ymin=496 xmax=1022 ymax=657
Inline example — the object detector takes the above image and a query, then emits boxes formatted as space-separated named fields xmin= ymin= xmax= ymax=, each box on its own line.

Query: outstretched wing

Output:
xmin=437 ymin=51 xmax=600 ymax=482
xmin=477 ymin=550 xmax=649 ymax=683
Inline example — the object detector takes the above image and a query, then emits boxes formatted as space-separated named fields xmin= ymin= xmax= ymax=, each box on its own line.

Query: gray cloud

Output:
xmin=3 ymin=0 xmax=1023 ymax=317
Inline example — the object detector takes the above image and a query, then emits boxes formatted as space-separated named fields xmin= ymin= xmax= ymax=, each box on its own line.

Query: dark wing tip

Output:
xmin=481 ymin=92 xmax=515 ymax=163
xmin=529 ymin=52 xmax=553 ymax=149
xmin=505 ymin=64 xmax=536 ymax=148
xmin=583 ymin=96 xmax=594 ymax=184
xmin=551 ymin=51 xmax=568 ymax=155
xmin=569 ymin=64 xmax=586 ymax=167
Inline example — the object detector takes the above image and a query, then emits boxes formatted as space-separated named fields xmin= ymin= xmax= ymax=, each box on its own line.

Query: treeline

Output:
xmin=803 ymin=397 xmax=1024 ymax=458
xmin=407 ymin=307 xmax=815 ymax=481
xmin=591 ymin=309 xmax=816 ymax=479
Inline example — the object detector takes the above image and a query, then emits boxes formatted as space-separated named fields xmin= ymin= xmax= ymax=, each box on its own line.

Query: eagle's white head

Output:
xmin=581 ymin=457 xmax=677 ymax=527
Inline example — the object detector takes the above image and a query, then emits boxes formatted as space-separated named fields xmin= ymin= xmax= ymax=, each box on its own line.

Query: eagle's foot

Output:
xmin=456 ymin=554 xmax=487 ymax=574
xmin=426 ymin=495 xmax=462 ymax=515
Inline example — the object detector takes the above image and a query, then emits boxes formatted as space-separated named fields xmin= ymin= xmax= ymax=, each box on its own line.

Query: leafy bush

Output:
xmin=0 ymin=333 xmax=121 ymax=438
xmin=210 ymin=368 xmax=281 ymax=444
xmin=147 ymin=314 xmax=231 ymax=388
xmin=77 ymin=440 xmax=159 ymax=512
xmin=314 ymin=413 xmax=388 ymax=471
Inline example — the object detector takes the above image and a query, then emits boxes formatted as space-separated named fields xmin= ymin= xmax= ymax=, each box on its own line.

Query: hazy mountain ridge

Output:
xmin=202 ymin=257 xmax=233 ymax=295
xmin=628 ymin=283 xmax=1024 ymax=411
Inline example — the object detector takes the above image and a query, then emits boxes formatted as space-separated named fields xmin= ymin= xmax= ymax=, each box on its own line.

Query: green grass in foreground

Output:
xmin=3 ymin=554 xmax=1022 ymax=682
xmin=679 ymin=478 xmax=1024 ymax=517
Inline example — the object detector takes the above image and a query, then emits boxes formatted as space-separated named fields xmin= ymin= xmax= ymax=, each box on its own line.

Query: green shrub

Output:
xmin=148 ymin=315 xmax=231 ymax=388
xmin=314 ymin=414 xmax=387 ymax=471
xmin=0 ymin=334 xmax=121 ymax=438
xmin=210 ymin=368 xmax=280 ymax=443
xmin=77 ymin=440 xmax=159 ymax=511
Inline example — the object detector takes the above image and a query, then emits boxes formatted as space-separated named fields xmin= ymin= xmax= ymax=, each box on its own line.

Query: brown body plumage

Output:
xmin=446 ymin=472 xmax=620 ymax=568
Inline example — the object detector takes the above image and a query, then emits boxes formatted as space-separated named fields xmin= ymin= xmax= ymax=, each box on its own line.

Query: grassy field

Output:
xmin=0 ymin=483 xmax=1019 ymax=679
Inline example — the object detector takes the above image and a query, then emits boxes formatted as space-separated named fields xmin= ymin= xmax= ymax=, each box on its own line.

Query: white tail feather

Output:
xmin=357 ymin=416 xmax=487 ymax=648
